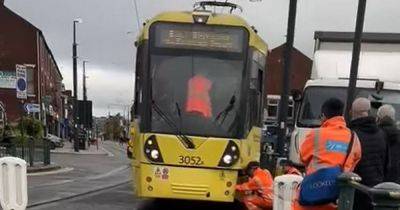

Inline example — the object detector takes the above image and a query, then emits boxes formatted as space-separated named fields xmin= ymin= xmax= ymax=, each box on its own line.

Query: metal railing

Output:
xmin=338 ymin=172 xmax=400 ymax=210
xmin=0 ymin=138 xmax=51 ymax=167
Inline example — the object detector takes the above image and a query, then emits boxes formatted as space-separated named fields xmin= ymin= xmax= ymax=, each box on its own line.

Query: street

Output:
xmin=27 ymin=141 xmax=131 ymax=208
xmin=29 ymin=184 xmax=246 ymax=210
xmin=26 ymin=141 xmax=245 ymax=210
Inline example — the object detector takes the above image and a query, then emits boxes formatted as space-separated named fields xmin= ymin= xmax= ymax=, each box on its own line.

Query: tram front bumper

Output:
xmin=133 ymin=163 xmax=238 ymax=202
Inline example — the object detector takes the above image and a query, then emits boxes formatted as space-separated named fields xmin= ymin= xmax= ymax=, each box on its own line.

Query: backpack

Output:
xmin=299 ymin=131 xmax=354 ymax=206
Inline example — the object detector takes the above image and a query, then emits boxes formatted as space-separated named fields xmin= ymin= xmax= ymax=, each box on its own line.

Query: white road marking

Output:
xmin=85 ymin=165 xmax=130 ymax=180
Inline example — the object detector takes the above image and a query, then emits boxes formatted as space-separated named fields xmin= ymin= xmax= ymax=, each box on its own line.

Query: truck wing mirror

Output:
xmin=291 ymin=89 xmax=302 ymax=102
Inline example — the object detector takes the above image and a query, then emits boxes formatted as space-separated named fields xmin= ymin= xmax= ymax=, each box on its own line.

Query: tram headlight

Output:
xmin=150 ymin=150 xmax=159 ymax=159
xmin=218 ymin=141 xmax=240 ymax=167
xmin=192 ymin=11 xmax=210 ymax=24
xmin=144 ymin=135 xmax=164 ymax=163
xmin=223 ymin=155 xmax=233 ymax=164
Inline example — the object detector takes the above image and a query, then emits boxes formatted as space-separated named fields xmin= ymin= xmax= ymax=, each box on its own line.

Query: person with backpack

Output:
xmin=377 ymin=104 xmax=400 ymax=184
xmin=350 ymin=98 xmax=387 ymax=210
xmin=294 ymin=98 xmax=362 ymax=210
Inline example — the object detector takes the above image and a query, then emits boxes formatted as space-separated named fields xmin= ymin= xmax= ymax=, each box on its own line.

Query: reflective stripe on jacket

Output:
xmin=300 ymin=116 xmax=362 ymax=175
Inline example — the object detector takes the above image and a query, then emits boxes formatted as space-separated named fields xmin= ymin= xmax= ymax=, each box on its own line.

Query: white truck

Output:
xmin=289 ymin=32 xmax=400 ymax=164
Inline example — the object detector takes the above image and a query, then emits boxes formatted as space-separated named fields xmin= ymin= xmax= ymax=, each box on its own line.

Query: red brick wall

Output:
xmin=265 ymin=45 xmax=312 ymax=96
xmin=38 ymin=36 xmax=63 ymax=120
xmin=0 ymin=5 xmax=38 ymax=123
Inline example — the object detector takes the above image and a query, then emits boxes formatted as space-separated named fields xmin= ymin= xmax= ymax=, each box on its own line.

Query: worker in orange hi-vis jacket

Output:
xmin=293 ymin=98 xmax=362 ymax=210
xmin=236 ymin=162 xmax=274 ymax=210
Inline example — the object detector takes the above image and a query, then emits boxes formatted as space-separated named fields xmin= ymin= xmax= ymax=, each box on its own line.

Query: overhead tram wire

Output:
xmin=133 ymin=0 xmax=141 ymax=31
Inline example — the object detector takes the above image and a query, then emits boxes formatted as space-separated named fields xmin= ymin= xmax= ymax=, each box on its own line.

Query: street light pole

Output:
xmin=345 ymin=0 xmax=368 ymax=122
xmin=82 ymin=60 xmax=88 ymax=144
xmin=277 ymin=0 xmax=298 ymax=157
xmin=72 ymin=18 xmax=81 ymax=152
xmin=82 ymin=60 xmax=88 ymax=102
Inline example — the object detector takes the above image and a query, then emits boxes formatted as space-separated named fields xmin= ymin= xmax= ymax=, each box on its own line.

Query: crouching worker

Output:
xmin=236 ymin=162 xmax=273 ymax=210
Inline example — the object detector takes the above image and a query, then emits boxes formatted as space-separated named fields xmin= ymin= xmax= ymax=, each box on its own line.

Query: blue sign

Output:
xmin=17 ymin=78 xmax=26 ymax=91
xmin=16 ymin=65 xmax=27 ymax=99
xmin=24 ymin=103 xmax=40 ymax=113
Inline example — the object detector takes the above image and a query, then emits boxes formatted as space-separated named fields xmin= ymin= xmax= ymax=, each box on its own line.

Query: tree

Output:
xmin=104 ymin=114 xmax=124 ymax=141
xmin=17 ymin=116 xmax=44 ymax=143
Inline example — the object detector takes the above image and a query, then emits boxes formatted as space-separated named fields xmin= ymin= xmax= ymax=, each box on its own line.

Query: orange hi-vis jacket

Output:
xmin=300 ymin=116 xmax=362 ymax=175
xmin=236 ymin=168 xmax=274 ymax=209
xmin=185 ymin=75 xmax=212 ymax=118
xmin=293 ymin=116 xmax=362 ymax=210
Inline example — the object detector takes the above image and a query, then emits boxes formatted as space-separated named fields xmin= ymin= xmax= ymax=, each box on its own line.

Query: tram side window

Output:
xmin=249 ymin=50 xmax=265 ymax=127
xmin=134 ymin=43 xmax=146 ymax=120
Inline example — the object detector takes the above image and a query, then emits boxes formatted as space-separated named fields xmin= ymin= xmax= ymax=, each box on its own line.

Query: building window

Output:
xmin=27 ymin=68 xmax=35 ymax=95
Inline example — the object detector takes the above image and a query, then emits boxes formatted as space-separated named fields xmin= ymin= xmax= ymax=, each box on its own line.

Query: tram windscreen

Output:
xmin=298 ymin=87 xmax=400 ymax=128
xmin=149 ymin=23 xmax=248 ymax=138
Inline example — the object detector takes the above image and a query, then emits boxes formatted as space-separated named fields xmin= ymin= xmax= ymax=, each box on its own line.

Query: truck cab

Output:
xmin=289 ymin=32 xmax=400 ymax=164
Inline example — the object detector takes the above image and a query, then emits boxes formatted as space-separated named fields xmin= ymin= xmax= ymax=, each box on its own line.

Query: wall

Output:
xmin=0 ymin=4 xmax=38 ymax=123
xmin=265 ymin=45 xmax=312 ymax=96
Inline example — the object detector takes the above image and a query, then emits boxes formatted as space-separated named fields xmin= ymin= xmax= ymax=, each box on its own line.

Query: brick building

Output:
xmin=264 ymin=44 xmax=312 ymax=123
xmin=0 ymin=1 xmax=64 ymax=136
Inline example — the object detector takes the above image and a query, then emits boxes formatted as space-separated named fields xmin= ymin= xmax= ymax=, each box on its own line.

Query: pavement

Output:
xmin=27 ymin=164 xmax=62 ymax=174
xmin=27 ymin=141 xmax=131 ymax=208
xmin=51 ymin=140 xmax=111 ymax=156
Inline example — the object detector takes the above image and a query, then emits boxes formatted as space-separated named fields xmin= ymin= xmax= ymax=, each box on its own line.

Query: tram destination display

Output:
xmin=153 ymin=23 xmax=245 ymax=53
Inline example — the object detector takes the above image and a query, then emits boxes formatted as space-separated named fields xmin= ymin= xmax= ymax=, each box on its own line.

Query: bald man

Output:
xmin=350 ymin=98 xmax=387 ymax=210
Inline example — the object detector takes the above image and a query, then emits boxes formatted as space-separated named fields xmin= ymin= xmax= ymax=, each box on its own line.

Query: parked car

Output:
xmin=46 ymin=134 xmax=64 ymax=150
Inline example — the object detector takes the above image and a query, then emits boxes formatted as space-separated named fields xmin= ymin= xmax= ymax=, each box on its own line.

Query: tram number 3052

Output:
xmin=178 ymin=155 xmax=204 ymax=166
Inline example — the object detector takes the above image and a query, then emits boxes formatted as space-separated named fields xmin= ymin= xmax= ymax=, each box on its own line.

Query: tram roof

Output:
xmin=137 ymin=11 xmax=268 ymax=54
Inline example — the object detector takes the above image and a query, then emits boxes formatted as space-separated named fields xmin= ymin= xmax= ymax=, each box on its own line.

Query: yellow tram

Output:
xmin=129 ymin=2 xmax=268 ymax=202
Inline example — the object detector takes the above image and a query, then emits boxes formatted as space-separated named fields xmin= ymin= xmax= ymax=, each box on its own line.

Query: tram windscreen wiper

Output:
xmin=152 ymin=100 xmax=195 ymax=149
xmin=215 ymin=95 xmax=236 ymax=125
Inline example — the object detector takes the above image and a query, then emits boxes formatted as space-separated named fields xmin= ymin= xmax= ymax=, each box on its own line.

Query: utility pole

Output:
xmin=72 ymin=18 xmax=82 ymax=152
xmin=345 ymin=0 xmax=368 ymax=122
xmin=82 ymin=60 xmax=88 ymax=142
xmin=82 ymin=60 xmax=88 ymax=101
xmin=277 ymin=0 xmax=298 ymax=157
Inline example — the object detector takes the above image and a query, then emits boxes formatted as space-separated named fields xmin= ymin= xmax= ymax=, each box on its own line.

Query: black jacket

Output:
xmin=379 ymin=117 xmax=400 ymax=183
xmin=350 ymin=116 xmax=387 ymax=210
xmin=350 ymin=116 xmax=387 ymax=186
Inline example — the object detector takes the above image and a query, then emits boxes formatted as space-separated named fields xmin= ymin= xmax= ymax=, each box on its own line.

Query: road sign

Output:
xmin=15 ymin=65 xmax=27 ymax=99
xmin=24 ymin=103 xmax=40 ymax=113
xmin=0 ymin=157 xmax=28 ymax=210
xmin=0 ymin=71 xmax=16 ymax=89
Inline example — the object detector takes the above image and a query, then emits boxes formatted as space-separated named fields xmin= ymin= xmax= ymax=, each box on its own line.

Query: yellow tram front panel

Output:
xmin=130 ymin=127 xmax=261 ymax=202
xmin=134 ymin=163 xmax=238 ymax=202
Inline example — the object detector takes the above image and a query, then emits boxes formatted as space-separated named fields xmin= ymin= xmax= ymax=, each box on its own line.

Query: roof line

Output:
xmin=314 ymin=31 xmax=400 ymax=44
xmin=3 ymin=5 xmax=63 ymax=80
xmin=273 ymin=43 xmax=312 ymax=61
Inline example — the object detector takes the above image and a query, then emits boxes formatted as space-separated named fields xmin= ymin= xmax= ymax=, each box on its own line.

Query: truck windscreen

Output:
xmin=298 ymin=87 xmax=400 ymax=127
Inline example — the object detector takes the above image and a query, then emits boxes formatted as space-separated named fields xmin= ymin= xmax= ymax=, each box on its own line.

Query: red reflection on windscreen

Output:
xmin=185 ymin=75 xmax=212 ymax=118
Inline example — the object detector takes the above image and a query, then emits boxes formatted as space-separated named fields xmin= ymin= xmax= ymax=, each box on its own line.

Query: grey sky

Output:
xmin=5 ymin=0 xmax=400 ymax=116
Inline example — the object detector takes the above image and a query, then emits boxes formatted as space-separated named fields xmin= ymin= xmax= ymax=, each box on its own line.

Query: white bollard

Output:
xmin=0 ymin=157 xmax=28 ymax=210
xmin=273 ymin=174 xmax=303 ymax=210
